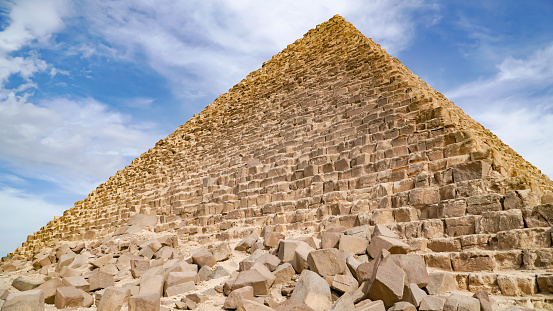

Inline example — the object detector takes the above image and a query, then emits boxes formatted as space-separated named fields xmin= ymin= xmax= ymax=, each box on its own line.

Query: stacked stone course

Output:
xmin=9 ymin=15 xmax=553 ymax=296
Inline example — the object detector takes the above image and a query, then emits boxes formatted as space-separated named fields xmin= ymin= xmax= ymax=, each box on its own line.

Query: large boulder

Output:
xmin=1 ymin=289 xmax=45 ymax=311
xmin=290 ymin=270 xmax=332 ymax=310
xmin=232 ymin=263 xmax=276 ymax=296
xmin=306 ymin=248 xmax=346 ymax=277
xmin=366 ymin=255 xmax=405 ymax=308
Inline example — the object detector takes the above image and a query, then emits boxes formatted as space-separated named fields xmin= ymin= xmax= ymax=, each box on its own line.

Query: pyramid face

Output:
xmin=13 ymin=15 xmax=553 ymax=277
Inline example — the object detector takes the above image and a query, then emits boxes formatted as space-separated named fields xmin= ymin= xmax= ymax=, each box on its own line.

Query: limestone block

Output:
xmin=403 ymin=283 xmax=427 ymax=307
xmin=466 ymin=194 xmax=502 ymax=215
xmin=320 ymin=232 xmax=342 ymax=249
xmin=56 ymin=252 xmax=76 ymax=272
xmin=140 ymin=239 xmax=163 ymax=253
xmin=457 ymin=296 xmax=480 ymax=311
xmin=1 ymin=289 xmax=45 ymax=311
xmin=55 ymin=286 xmax=84 ymax=309
xmin=232 ymin=263 xmax=276 ymax=296
xmin=224 ymin=286 xmax=254 ymax=309
xmin=366 ymin=236 xmax=409 ymax=259
xmin=274 ymin=298 xmax=314 ymax=311
xmin=390 ymin=254 xmax=429 ymax=288
xmin=497 ymin=275 xmax=537 ymax=296
xmin=209 ymin=241 xmax=232 ymax=262
xmin=372 ymin=224 xmax=399 ymax=239
xmin=419 ymin=296 xmax=446 ymax=311
xmin=37 ymin=277 xmax=63 ymax=304
xmin=291 ymin=242 xmax=315 ymax=273
xmin=99 ymin=263 xmax=119 ymax=275
xmin=451 ymin=251 xmax=496 ymax=272
xmin=338 ymin=235 xmax=369 ymax=255
xmin=197 ymin=265 xmax=212 ymax=281
xmin=139 ymin=275 xmax=165 ymax=297
xmin=388 ymin=301 xmax=416 ymax=311
xmin=62 ymin=276 xmax=89 ymax=292
xmin=438 ymin=200 xmax=467 ymax=218
xmin=366 ymin=256 xmax=405 ymax=308
xmin=11 ymin=277 xmax=43 ymax=291
xmin=254 ymin=253 xmax=281 ymax=271
xmin=328 ymin=292 xmax=355 ymax=311
xmin=165 ymin=281 xmax=195 ymax=297
xmin=239 ymin=299 xmax=274 ymax=311
xmin=165 ymin=271 xmax=198 ymax=290
xmin=537 ymin=274 xmax=553 ymax=293
xmin=92 ymin=253 xmax=114 ymax=268
xmin=128 ymin=213 xmax=157 ymax=227
xmin=210 ymin=266 xmax=230 ymax=280
xmin=331 ymin=274 xmax=358 ymax=293
xmin=235 ymin=233 xmax=258 ymax=252
xmin=264 ymin=232 xmax=286 ymax=248
xmin=88 ymin=270 xmax=115 ymax=291
xmin=426 ymin=271 xmax=457 ymax=295
xmin=290 ymin=270 xmax=332 ymax=311
xmin=153 ymin=246 xmax=176 ymax=261
xmin=59 ymin=266 xmax=82 ymax=277
xmin=354 ymin=299 xmax=385 ymax=311
xmin=443 ymin=293 xmax=464 ymax=311
xmin=444 ymin=217 xmax=476 ymax=236
xmin=355 ymin=260 xmax=376 ymax=283
xmin=452 ymin=161 xmax=490 ymax=182
xmin=307 ymin=248 xmax=346 ymax=276
xmin=128 ymin=293 xmax=160 ymax=311
xmin=190 ymin=248 xmax=216 ymax=268
xmin=130 ymin=259 xmax=150 ymax=278
xmin=472 ymin=291 xmax=492 ymax=311
xmin=427 ymin=238 xmax=461 ymax=252
xmin=273 ymin=263 xmax=295 ymax=284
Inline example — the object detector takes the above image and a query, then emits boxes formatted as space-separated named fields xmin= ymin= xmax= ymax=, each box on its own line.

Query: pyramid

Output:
xmin=6 ymin=15 xmax=553 ymax=304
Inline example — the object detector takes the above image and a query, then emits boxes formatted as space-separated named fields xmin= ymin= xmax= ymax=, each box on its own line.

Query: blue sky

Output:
xmin=1 ymin=0 xmax=553 ymax=257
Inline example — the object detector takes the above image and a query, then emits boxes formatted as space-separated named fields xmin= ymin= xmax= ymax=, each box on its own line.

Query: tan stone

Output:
xmin=55 ymin=286 xmax=84 ymax=309
xmin=190 ymin=248 xmax=216 ymax=268
xmin=1 ymin=289 xmax=45 ymax=311
xmin=232 ymin=263 xmax=276 ymax=296
xmin=224 ymin=286 xmax=254 ymax=309
xmin=338 ymin=235 xmax=369 ymax=255
xmin=128 ymin=293 xmax=160 ymax=311
xmin=307 ymin=248 xmax=346 ymax=276
xmin=426 ymin=271 xmax=457 ymax=295
xmin=290 ymin=270 xmax=332 ymax=310
xmin=366 ymin=236 xmax=409 ymax=259
xmin=366 ymin=256 xmax=405 ymax=308
xmin=88 ymin=270 xmax=115 ymax=291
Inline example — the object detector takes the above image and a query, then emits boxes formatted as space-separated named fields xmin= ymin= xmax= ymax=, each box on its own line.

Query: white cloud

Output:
xmin=79 ymin=0 xmax=438 ymax=98
xmin=0 ymin=187 xmax=66 ymax=257
xmin=0 ymin=93 xmax=161 ymax=194
xmin=447 ymin=43 xmax=553 ymax=178
xmin=0 ymin=0 xmax=71 ymax=55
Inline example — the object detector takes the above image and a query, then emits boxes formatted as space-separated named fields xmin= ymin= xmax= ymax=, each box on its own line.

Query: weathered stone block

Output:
xmin=307 ymin=248 xmax=346 ymax=276
xmin=366 ymin=235 xmax=409 ymax=258
xmin=426 ymin=271 xmax=457 ymax=295
xmin=224 ymin=286 xmax=254 ymax=309
xmin=338 ymin=235 xmax=369 ymax=255
xmin=290 ymin=270 xmax=332 ymax=311
xmin=366 ymin=257 xmax=405 ymax=308
xmin=128 ymin=293 xmax=160 ymax=311
xmin=1 ymin=289 xmax=45 ymax=311
xmin=232 ymin=263 xmax=276 ymax=296
xmin=55 ymin=286 xmax=84 ymax=309
xmin=88 ymin=271 xmax=115 ymax=291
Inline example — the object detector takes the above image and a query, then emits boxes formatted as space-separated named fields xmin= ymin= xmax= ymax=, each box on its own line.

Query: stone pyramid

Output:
xmin=4 ymin=15 xmax=553 ymax=308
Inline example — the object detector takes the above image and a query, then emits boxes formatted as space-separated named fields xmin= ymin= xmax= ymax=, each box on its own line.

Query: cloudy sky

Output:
xmin=1 ymin=1 xmax=553 ymax=256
